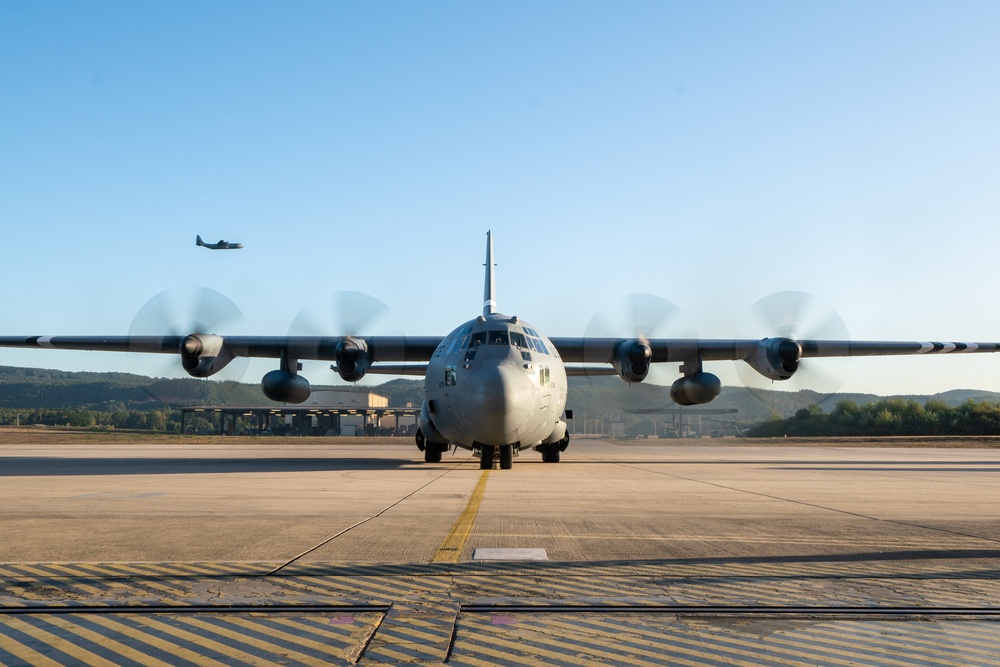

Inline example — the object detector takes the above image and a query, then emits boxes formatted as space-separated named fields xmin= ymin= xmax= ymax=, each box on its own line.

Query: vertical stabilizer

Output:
xmin=196 ymin=235 xmax=203 ymax=246
xmin=483 ymin=230 xmax=497 ymax=316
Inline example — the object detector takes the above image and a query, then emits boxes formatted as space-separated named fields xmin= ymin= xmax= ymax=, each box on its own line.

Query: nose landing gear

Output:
xmin=478 ymin=444 xmax=515 ymax=469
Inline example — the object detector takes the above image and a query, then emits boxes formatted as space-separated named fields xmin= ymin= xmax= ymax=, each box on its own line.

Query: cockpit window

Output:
xmin=446 ymin=336 xmax=464 ymax=355
xmin=470 ymin=331 xmax=487 ymax=347
xmin=488 ymin=330 xmax=509 ymax=345
xmin=510 ymin=332 xmax=527 ymax=348
xmin=532 ymin=338 xmax=549 ymax=355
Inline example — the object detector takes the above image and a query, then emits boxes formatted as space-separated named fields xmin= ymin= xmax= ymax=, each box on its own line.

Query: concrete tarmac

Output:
xmin=2 ymin=436 xmax=1000 ymax=665
xmin=2 ymin=437 xmax=999 ymax=563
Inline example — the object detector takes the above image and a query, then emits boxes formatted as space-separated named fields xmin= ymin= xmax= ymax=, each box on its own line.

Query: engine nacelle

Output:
xmin=612 ymin=339 xmax=652 ymax=383
xmin=179 ymin=334 xmax=234 ymax=378
xmin=261 ymin=369 xmax=311 ymax=403
xmin=335 ymin=336 xmax=371 ymax=382
xmin=744 ymin=337 xmax=802 ymax=381
xmin=670 ymin=371 xmax=722 ymax=406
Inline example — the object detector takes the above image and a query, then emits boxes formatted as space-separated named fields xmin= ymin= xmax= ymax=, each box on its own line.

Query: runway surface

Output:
xmin=1 ymin=436 xmax=999 ymax=665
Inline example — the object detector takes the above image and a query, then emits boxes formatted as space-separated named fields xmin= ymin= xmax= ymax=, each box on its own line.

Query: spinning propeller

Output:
xmin=584 ymin=293 xmax=690 ymax=386
xmin=289 ymin=290 xmax=399 ymax=383
xmin=127 ymin=287 xmax=248 ymax=403
xmin=736 ymin=290 xmax=850 ymax=406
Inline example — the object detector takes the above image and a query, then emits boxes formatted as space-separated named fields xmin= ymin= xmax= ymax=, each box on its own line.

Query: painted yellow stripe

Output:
xmin=266 ymin=614 xmax=381 ymax=650
xmin=6 ymin=564 xmax=65 ymax=582
xmin=40 ymin=615 xmax=178 ymax=667
xmin=515 ymin=615 xmax=832 ymax=667
xmin=1 ymin=616 xmax=122 ymax=667
xmin=0 ymin=622 xmax=63 ymax=667
xmin=222 ymin=615 xmax=360 ymax=661
xmin=136 ymin=615 xmax=288 ymax=663
xmin=460 ymin=617 xmax=679 ymax=667
xmin=126 ymin=579 xmax=191 ymax=600
xmin=87 ymin=615 xmax=220 ymax=666
xmin=431 ymin=470 xmax=489 ymax=563
xmin=803 ymin=623 xmax=994 ymax=664
xmin=451 ymin=623 xmax=618 ymax=667
xmin=201 ymin=613 xmax=385 ymax=662
xmin=271 ymin=576 xmax=421 ymax=600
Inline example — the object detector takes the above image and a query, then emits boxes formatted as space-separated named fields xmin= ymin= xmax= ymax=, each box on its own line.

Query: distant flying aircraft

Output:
xmin=3 ymin=231 xmax=1000 ymax=469
xmin=196 ymin=235 xmax=243 ymax=250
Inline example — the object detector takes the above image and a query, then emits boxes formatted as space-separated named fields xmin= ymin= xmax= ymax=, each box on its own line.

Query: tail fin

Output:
xmin=196 ymin=235 xmax=203 ymax=246
xmin=483 ymin=230 xmax=496 ymax=316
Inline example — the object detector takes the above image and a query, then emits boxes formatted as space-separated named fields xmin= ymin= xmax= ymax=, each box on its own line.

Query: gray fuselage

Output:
xmin=420 ymin=311 xmax=568 ymax=452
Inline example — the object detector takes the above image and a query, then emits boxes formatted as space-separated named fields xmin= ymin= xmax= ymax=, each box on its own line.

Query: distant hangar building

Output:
xmin=180 ymin=389 xmax=419 ymax=436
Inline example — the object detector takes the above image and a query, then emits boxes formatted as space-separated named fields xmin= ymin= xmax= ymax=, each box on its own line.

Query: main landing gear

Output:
xmin=424 ymin=443 xmax=447 ymax=463
xmin=541 ymin=433 xmax=569 ymax=463
xmin=416 ymin=429 xmax=448 ymax=463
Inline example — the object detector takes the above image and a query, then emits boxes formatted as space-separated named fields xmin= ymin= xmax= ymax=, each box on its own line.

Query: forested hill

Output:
xmin=0 ymin=366 xmax=270 ymax=410
xmin=3 ymin=365 xmax=999 ymax=428
xmin=0 ymin=366 xmax=424 ymax=412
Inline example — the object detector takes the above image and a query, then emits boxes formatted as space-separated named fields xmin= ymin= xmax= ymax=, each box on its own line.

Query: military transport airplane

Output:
xmin=196 ymin=235 xmax=243 ymax=250
xmin=3 ymin=231 xmax=1000 ymax=469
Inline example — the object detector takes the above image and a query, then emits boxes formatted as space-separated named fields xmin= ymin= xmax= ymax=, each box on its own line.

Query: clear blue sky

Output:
xmin=2 ymin=1 xmax=999 ymax=396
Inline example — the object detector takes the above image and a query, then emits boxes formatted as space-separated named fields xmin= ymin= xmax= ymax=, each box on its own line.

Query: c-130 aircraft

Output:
xmin=196 ymin=235 xmax=243 ymax=250
xmin=3 ymin=231 xmax=1000 ymax=470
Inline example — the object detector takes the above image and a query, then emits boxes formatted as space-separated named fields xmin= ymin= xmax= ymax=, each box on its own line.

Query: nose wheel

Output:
xmin=499 ymin=445 xmax=513 ymax=469
xmin=479 ymin=445 xmax=494 ymax=469
xmin=479 ymin=444 xmax=514 ymax=469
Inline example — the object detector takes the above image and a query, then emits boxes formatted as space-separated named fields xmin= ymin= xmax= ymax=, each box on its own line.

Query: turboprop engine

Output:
xmin=744 ymin=337 xmax=802 ymax=381
xmin=179 ymin=334 xmax=236 ymax=378
xmin=612 ymin=340 xmax=652 ymax=383
xmin=335 ymin=336 xmax=371 ymax=382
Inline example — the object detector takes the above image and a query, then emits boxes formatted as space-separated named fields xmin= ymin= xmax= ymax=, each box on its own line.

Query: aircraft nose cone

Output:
xmin=462 ymin=363 xmax=533 ymax=443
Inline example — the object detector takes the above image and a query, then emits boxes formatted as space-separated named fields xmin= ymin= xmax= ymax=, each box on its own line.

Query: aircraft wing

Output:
xmin=0 ymin=335 xmax=443 ymax=360
xmin=0 ymin=334 xmax=442 ymax=403
xmin=4 ymin=333 xmax=999 ymax=407
xmin=0 ymin=335 xmax=443 ymax=379
xmin=5 ymin=335 xmax=997 ymax=374
xmin=549 ymin=336 xmax=1000 ymax=404
xmin=549 ymin=337 xmax=1000 ymax=364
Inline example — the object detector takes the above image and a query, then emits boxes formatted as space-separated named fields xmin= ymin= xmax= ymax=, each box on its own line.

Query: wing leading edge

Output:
xmin=3 ymin=334 xmax=999 ymax=407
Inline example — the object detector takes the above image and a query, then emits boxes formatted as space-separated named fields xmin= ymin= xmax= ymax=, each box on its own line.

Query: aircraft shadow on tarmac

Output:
xmin=0 ymin=457 xmax=414 ymax=476
xmin=6 ymin=457 xmax=1000 ymax=476
xmin=278 ymin=548 xmax=1000 ymax=579
xmin=583 ymin=458 xmax=1000 ymax=470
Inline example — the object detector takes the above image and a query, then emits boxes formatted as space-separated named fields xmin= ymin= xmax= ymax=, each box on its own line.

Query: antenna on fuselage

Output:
xmin=483 ymin=230 xmax=497 ymax=316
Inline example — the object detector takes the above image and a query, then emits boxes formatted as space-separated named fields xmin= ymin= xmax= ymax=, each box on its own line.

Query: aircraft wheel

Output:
xmin=424 ymin=443 xmax=443 ymax=463
xmin=499 ymin=445 xmax=513 ymax=470
xmin=542 ymin=447 xmax=560 ymax=463
xmin=480 ymin=445 xmax=495 ymax=470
